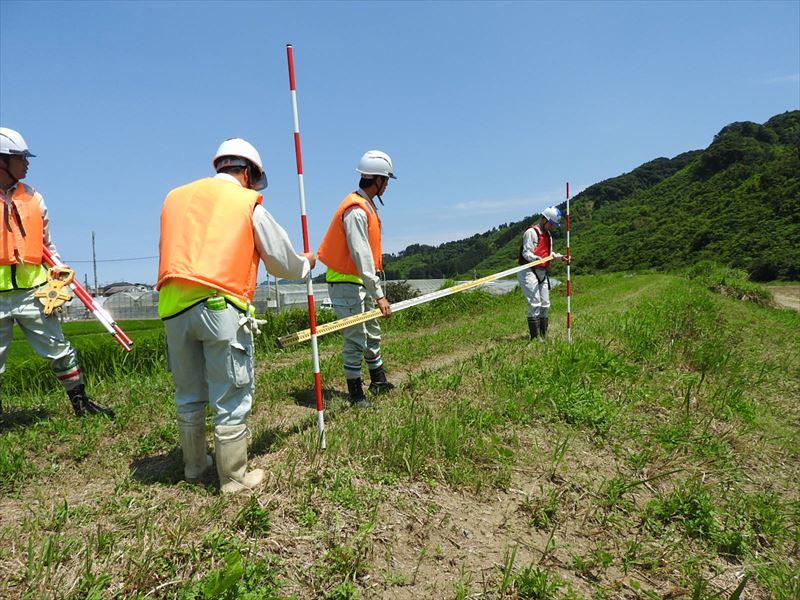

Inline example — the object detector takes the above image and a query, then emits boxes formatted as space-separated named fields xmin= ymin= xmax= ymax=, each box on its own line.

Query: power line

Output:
xmin=67 ymin=256 xmax=159 ymax=263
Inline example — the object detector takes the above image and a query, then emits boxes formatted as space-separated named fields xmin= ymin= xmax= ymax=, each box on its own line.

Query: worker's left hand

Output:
xmin=301 ymin=252 xmax=316 ymax=269
xmin=377 ymin=297 xmax=391 ymax=317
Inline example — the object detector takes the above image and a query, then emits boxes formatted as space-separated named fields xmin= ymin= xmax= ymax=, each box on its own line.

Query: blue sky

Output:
xmin=2 ymin=0 xmax=798 ymax=286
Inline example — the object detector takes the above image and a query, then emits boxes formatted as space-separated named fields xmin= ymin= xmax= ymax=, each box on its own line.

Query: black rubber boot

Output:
xmin=368 ymin=365 xmax=394 ymax=395
xmin=527 ymin=317 xmax=540 ymax=340
xmin=539 ymin=317 xmax=549 ymax=341
xmin=67 ymin=384 xmax=115 ymax=418
xmin=346 ymin=378 xmax=370 ymax=408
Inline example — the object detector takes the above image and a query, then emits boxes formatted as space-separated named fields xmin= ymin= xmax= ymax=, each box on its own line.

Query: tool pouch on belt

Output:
xmin=34 ymin=267 xmax=74 ymax=316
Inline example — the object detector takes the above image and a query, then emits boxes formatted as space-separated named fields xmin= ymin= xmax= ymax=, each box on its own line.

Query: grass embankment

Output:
xmin=0 ymin=273 xmax=797 ymax=599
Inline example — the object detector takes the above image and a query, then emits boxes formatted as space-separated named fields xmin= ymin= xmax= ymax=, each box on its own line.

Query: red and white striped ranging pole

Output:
xmin=566 ymin=182 xmax=572 ymax=343
xmin=286 ymin=43 xmax=326 ymax=449
xmin=42 ymin=245 xmax=133 ymax=351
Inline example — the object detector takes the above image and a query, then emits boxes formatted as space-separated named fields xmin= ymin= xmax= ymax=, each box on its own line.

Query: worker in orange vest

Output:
xmin=0 ymin=128 xmax=113 ymax=417
xmin=157 ymin=138 xmax=314 ymax=494
xmin=317 ymin=151 xmax=396 ymax=407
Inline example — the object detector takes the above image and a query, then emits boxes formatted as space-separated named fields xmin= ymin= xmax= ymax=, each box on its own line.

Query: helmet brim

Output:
xmin=252 ymin=173 xmax=268 ymax=191
xmin=356 ymin=169 xmax=397 ymax=179
xmin=4 ymin=149 xmax=35 ymax=158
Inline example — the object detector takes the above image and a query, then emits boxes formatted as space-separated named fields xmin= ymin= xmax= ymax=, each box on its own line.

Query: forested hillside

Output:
xmin=382 ymin=111 xmax=799 ymax=281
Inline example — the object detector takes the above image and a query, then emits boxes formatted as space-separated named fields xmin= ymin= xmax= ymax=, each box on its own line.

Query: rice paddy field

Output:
xmin=0 ymin=272 xmax=798 ymax=599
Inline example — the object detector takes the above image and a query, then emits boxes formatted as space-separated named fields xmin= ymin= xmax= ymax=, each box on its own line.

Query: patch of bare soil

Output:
xmin=770 ymin=285 xmax=800 ymax=312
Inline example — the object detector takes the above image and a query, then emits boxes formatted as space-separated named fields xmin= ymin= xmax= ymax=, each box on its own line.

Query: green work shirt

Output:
xmin=325 ymin=267 xmax=363 ymax=285
xmin=0 ymin=263 xmax=48 ymax=291
xmin=158 ymin=279 xmax=250 ymax=319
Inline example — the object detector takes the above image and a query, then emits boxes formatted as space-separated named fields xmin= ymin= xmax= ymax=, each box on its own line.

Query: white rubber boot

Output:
xmin=177 ymin=409 xmax=212 ymax=482
xmin=214 ymin=424 xmax=264 ymax=494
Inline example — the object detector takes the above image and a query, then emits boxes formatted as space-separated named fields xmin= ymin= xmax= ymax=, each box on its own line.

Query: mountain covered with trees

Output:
xmin=382 ymin=111 xmax=799 ymax=281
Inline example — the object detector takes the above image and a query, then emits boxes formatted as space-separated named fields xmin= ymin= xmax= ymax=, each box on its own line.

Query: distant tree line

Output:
xmin=380 ymin=111 xmax=799 ymax=282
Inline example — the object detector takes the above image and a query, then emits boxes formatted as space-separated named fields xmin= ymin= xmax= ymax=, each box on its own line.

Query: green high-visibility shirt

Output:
xmin=157 ymin=280 xmax=249 ymax=320
xmin=0 ymin=263 xmax=48 ymax=291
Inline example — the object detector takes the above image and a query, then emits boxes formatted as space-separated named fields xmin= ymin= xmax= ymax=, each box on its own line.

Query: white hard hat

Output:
xmin=0 ymin=128 xmax=36 ymax=157
xmin=356 ymin=150 xmax=396 ymax=179
xmin=212 ymin=138 xmax=267 ymax=190
xmin=541 ymin=206 xmax=562 ymax=227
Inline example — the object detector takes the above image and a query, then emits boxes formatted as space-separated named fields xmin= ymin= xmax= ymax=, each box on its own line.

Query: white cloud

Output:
xmin=763 ymin=73 xmax=800 ymax=84
xmin=383 ymin=229 xmax=481 ymax=254
xmin=382 ymin=184 xmax=590 ymax=254
xmin=449 ymin=185 xmax=587 ymax=215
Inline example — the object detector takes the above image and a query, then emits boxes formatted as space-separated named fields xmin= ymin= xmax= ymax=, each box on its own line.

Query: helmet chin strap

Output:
xmin=374 ymin=176 xmax=385 ymax=205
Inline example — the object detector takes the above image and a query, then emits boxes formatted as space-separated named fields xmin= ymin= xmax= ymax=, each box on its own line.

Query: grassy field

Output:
xmin=0 ymin=273 xmax=798 ymax=599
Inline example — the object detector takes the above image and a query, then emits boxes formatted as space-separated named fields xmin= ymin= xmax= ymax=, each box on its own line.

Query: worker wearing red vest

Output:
xmin=317 ymin=151 xmax=396 ymax=407
xmin=0 ymin=128 xmax=113 ymax=417
xmin=158 ymin=138 xmax=314 ymax=494
xmin=517 ymin=206 xmax=569 ymax=341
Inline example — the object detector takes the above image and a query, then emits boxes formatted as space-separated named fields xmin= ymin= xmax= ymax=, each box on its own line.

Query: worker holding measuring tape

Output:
xmin=0 ymin=128 xmax=114 ymax=417
xmin=518 ymin=206 xmax=570 ymax=341
xmin=157 ymin=138 xmax=315 ymax=494
xmin=317 ymin=151 xmax=396 ymax=408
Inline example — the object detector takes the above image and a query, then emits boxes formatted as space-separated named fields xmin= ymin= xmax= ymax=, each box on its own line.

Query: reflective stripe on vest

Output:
xmin=1 ymin=183 xmax=44 ymax=266
xmin=317 ymin=192 xmax=382 ymax=276
xmin=157 ymin=178 xmax=262 ymax=303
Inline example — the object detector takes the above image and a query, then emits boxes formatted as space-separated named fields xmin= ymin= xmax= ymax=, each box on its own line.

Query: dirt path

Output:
xmin=770 ymin=285 xmax=800 ymax=312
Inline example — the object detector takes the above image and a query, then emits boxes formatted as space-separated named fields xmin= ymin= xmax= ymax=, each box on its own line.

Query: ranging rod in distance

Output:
xmin=276 ymin=255 xmax=554 ymax=348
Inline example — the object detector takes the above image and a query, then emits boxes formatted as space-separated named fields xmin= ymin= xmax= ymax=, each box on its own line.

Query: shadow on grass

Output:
xmin=250 ymin=386 xmax=348 ymax=456
xmin=0 ymin=407 xmax=52 ymax=433
xmin=290 ymin=385 xmax=349 ymax=409
xmin=130 ymin=447 xmax=186 ymax=485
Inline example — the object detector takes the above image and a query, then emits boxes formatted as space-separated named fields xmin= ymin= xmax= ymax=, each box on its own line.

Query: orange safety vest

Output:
xmin=0 ymin=183 xmax=44 ymax=266
xmin=317 ymin=192 xmax=383 ymax=275
xmin=157 ymin=177 xmax=263 ymax=303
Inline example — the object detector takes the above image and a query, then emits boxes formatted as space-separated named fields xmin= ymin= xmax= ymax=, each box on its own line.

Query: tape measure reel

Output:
xmin=34 ymin=267 xmax=75 ymax=315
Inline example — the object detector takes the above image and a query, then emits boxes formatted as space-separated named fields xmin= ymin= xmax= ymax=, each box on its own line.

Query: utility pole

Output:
xmin=91 ymin=231 xmax=98 ymax=296
xmin=274 ymin=275 xmax=281 ymax=311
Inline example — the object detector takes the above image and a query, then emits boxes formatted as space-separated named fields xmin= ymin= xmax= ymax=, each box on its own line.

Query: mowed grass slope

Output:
xmin=0 ymin=273 xmax=797 ymax=599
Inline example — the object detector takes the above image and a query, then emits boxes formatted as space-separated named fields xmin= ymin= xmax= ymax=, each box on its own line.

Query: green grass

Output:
xmin=1 ymin=272 xmax=798 ymax=599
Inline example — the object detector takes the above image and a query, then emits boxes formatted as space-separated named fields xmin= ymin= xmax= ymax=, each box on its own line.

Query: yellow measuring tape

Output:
xmin=276 ymin=255 xmax=553 ymax=348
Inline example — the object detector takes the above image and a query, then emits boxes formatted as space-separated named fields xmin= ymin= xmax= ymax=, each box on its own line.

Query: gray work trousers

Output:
xmin=328 ymin=283 xmax=383 ymax=380
xmin=164 ymin=301 xmax=253 ymax=426
xmin=518 ymin=267 xmax=551 ymax=319
xmin=0 ymin=287 xmax=83 ymax=390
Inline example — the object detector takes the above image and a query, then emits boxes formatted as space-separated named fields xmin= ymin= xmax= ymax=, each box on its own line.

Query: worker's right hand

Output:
xmin=301 ymin=252 xmax=316 ymax=269
xmin=377 ymin=296 xmax=392 ymax=317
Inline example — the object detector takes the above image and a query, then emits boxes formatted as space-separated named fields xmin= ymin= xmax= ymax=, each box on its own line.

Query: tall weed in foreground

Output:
xmin=2 ymin=326 xmax=167 ymax=396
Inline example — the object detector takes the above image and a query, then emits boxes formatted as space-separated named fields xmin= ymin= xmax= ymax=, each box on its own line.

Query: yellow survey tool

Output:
xmin=34 ymin=267 xmax=75 ymax=315
xmin=276 ymin=255 xmax=554 ymax=348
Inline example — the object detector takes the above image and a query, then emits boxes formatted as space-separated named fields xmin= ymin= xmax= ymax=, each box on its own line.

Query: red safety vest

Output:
xmin=518 ymin=224 xmax=552 ymax=270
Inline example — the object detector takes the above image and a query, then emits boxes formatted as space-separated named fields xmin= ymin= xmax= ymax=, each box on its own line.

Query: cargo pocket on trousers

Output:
xmin=227 ymin=342 xmax=252 ymax=388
